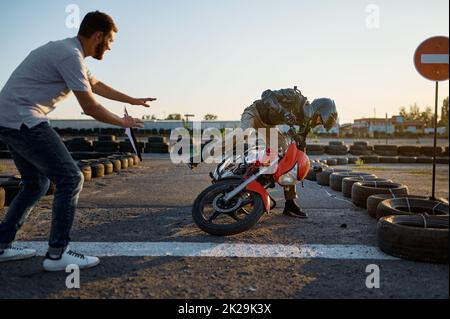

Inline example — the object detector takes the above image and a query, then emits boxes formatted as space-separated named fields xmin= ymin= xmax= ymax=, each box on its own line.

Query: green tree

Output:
xmin=439 ymin=97 xmax=449 ymax=126
xmin=142 ymin=114 xmax=157 ymax=120
xmin=166 ymin=114 xmax=182 ymax=120
xmin=203 ymin=114 xmax=218 ymax=121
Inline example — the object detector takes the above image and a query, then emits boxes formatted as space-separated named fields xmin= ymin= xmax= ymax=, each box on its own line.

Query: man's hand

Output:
xmin=130 ymin=97 xmax=157 ymax=108
xmin=122 ymin=115 xmax=145 ymax=128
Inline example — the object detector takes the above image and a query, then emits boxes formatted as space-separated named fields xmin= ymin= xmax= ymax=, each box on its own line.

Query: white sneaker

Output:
xmin=43 ymin=249 xmax=100 ymax=272
xmin=0 ymin=247 xmax=36 ymax=263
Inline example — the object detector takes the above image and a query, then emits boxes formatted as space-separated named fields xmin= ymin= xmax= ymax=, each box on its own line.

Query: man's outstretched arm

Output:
xmin=73 ymin=90 xmax=144 ymax=128
xmin=90 ymin=76 xmax=156 ymax=108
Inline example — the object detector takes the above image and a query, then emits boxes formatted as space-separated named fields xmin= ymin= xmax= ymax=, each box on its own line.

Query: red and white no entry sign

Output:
xmin=414 ymin=36 xmax=449 ymax=82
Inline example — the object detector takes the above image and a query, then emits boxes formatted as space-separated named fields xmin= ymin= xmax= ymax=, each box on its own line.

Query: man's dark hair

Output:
xmin=78 ymin=11 xmax=118 ymax=38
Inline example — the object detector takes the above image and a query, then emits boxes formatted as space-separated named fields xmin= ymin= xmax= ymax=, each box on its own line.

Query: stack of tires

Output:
xmin=93 ymin=135 xmax=119 ymax=153
xmin=145 ymin=136 xmax=170 ymax=154
xmin=65 ymin=138 xmax=93 ymax=152
xmin=397 ymin=145 xmax=421 ymax=163
xmin=306 ymin=144 xmax=326 ymax=156
xmin=373 ymin=145 xmax=398 ymax=163
xmin=325 ymin=142 xmax=348 ymax=155
xmin=119 ymin=139 xmax=145 ymax=154
xmin=349 ymin=141 xmax=373 ymax=155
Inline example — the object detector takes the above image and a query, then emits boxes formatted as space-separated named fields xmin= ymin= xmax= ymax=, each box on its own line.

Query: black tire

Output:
xmin=360 ymin=155 xmax=380 ymax=164
xmin=416 ymin=157 xmax=433 ymax=164
xmin=107 ymin=158 xmax=122 ymax=172
xmin=329 ymin=141 xmax=344 ymax=146
xmin=348 ymin=157 xmax=359 ymax=164
xmin=352 ymin=181 xmax=408 ymax=209
xmin=325 ymin=158 xmax=337 ymax=166
xmin=316 ymin=169 xmax=352 ymax=186
xmin=420 ymin=146 xmax=443 ymax=157
xmin=77 ymin=164 xmax=92 ymax=182
xmin=148 ymin=136 xmax=166 ymax=143
xmin=329 ymin=172 xmax=374 ymax=192
xmin=354 ymin=141 xmax=369 ymax=147
xmin=90 ymin=163 xmax=105 ymax=178
xmin=336 ymin=157 xmax=349 ymax=165
xmin=398 ymin=156 xmax=417 ymax=164
xmin=375 ymin=150 xmax=399 ymax=157
xmin=376 ymin=198 xmax=449 ymax=219
xmin=377 ymin=215 xmax=449 ymax=264
xmin=368 ymin=194 xmax=435 ymax=219
xmin=398 ymin=146 xmax=421 ymax=157
xmin=98 ymin=135 xmax=117 ymax=142
xmin=0 ymin=187 xmax=5 ymax=209
xmin=325 ymin=145 xmax=349 ymax=155
xmin=379 ymin=156 xmax=399 ymax=164
xmin=97 ymin=160 xmax=114 ymax=175
xmin=192 ymin=179 xmax=265 ymax=236
xmin=437 ymin=157 xmax=449 ymax=165
xmin=342 ymin=177 xmax=389 ymax=198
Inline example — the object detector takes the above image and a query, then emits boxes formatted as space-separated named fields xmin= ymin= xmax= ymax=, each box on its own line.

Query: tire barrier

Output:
xmin=329 ymin=172 xmax=375 ymax=192
xmin=398 ymin=146 xmax=421 ymax=157
xmin=93 ymin=141 xmax=119 ymax=153
xmin=64 ymin=138 xmax=93 ymax=152
xmin=377 ymin=215 xmax=449 ymax=264
xmin=376 ymin=198 xmax=449 ymax=219
xmin=348 ymin=157 xmax=359 ymax=164
xmin=77 ymin=162 xmax=92 ymax=182
xmin=89 ymin=162 xmax=105 ymax=178
xmin=95 ymin=159 xmax=114 ymax=175
xmin=351 ymin=181 xmax=408 ymax=209
xmin=316 ymin=169 xmax=352 ymax=186
xmin=379 ymin=156 xmax=399 ymax=164
xmin=98 ymin=135 xmax=117 ymax=142
xmin=416 ymin=157 xmax=433 ymax=164
xmin=398 ymin=156 xmax=417 ymax=164
xmin=367 ymin=194 xmax=447 ymax=219
xmin=359 ymin=155 xmax=379 ymax=164
xmin=420 ymin=146 xmax=443 ymax=157
xmin=306 ymin=162 xmax=329 ymax=181
xmin=349 ymin=144 xmax=373 ymax=156
xmin=325 ymin=158 xmax=337 ymax=166
xmin=325 ymin=144 xmax=349 ymax=156
xmin=437 ymin=157 xmax=449 ymax=165
xmin=119 ymin=140 xmax=145 ymax=154
xmin=374 ymin=145 xmax=398 ymax=156
xmin=107 ymin=158 xmax=122 ymax=172
xmin=306 ymin=144 xmax=326 ymax=156
xmin=342 ymin=176 xmax=388 ymax=198
xmin=336 ymin=157 xmax=349 ymax=165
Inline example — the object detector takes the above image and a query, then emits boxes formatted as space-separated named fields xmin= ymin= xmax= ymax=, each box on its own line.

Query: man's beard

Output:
xmin=93 ymin=41 xmax=106 ymax=60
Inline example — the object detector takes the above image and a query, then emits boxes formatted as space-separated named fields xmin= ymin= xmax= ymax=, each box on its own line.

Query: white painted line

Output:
xmin=421 ymin=54 xmax=449 ymax=64
xmin=15 ymin=242 xmax=398 ymax=260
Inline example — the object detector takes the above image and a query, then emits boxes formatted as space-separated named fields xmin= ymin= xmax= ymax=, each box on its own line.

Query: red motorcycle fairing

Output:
xmin=246 ymin=180 xmax=272 ymax=212
xmin=273 ymin=144 xmax=311 ymax=181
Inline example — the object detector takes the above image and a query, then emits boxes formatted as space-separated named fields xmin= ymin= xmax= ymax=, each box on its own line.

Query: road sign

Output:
xmin=414 ymin=36 xmax=449 ymax=82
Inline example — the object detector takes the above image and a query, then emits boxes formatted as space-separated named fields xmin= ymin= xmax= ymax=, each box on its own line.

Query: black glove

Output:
xmin=284 ymin=112 xmax=297 ymax=126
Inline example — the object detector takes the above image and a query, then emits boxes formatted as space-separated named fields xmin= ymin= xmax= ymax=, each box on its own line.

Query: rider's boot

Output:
xmin=283 ymin=200 xmax=308 ymax=218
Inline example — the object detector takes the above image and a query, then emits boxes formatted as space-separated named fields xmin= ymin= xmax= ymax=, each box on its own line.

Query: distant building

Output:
xmin=353 ymin=118 xmax=394 ymax=138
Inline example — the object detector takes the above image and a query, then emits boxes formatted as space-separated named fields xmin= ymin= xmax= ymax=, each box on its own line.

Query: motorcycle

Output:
xmin=192 ymin=126 xmax=310 ymax=236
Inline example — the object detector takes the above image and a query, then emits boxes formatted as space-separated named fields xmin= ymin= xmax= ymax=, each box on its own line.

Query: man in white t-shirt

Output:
xmin=0 ymin=11 xmax=156 ymax=271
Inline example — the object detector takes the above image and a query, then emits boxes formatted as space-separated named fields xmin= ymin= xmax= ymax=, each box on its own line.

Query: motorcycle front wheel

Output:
xmin=192 ymin=179 xmax=265 ymax=236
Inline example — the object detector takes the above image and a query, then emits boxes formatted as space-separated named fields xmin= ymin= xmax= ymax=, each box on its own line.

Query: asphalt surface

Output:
xmin=0 ymin=155 xmax=448 ymax=299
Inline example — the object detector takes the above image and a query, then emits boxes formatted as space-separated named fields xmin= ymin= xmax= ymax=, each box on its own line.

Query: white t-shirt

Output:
xmin=0 ymin=37 xmax=92 ymax=129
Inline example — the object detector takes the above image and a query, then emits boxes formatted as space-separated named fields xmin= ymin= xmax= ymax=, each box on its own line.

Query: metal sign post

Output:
xmin=413 ymin=36 xmax=449 ymax=200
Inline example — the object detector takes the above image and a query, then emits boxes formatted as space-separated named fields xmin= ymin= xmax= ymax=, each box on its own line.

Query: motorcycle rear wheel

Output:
xmin=192 ymin=179 xmax=265 ymax=236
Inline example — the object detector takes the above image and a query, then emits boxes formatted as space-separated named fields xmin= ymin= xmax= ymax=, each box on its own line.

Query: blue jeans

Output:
xmin=0 ymin=122 xmax=84 ymax=254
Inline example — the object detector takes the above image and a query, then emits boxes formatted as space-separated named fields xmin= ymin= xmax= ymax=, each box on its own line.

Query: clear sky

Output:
xmin=0 ymin=0 xmax=448 ymax=124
